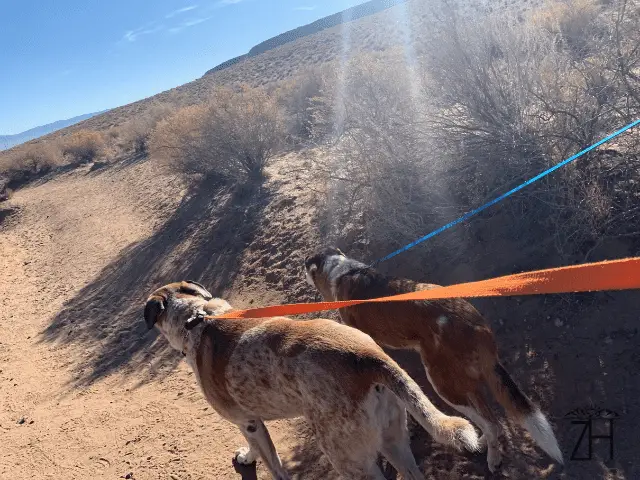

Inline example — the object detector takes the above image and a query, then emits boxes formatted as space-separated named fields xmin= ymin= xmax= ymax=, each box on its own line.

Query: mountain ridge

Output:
xmin=204 ymin=0 xmax=407 ymax=76
xmin=0 ymin=110 xmax=106 ymax=151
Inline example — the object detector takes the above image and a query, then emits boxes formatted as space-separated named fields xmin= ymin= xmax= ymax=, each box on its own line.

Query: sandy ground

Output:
xmin=0 ymin=155 xmax=324 ymax=480
xmin=1 ymin=153 xmax=638 ymax=479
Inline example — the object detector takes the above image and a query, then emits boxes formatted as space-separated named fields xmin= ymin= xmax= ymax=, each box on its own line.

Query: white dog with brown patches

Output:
xmin=144 ymin=280 xmax=480 ymax=480
xmin=304 ymin=247 xmax=563 ymax=473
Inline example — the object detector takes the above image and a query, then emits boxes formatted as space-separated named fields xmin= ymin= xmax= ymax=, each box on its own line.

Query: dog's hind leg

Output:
xmin=380 ymin=398 xmax=424 ymax=480
xmin=452 ymin=394 xmax=502 ymax=473
xmin=422 ymin=359 xmax=502 ymax=473
xmin=238 ymin=419 xmax=290 ymax=480
xmin=309 ymin=409 xmax=386 ymax=480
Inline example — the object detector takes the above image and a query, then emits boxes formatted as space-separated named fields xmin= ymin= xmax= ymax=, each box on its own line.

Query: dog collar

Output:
xmin=185 ymin=312 xmax=206 ymax=331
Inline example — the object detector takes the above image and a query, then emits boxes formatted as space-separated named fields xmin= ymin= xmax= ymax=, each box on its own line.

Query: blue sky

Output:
xmin=0 ymin=0 xmax=361 ymax=135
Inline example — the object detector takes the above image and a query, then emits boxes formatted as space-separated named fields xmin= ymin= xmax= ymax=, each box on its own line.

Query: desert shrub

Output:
xmin=0 ymin=142 xmax=63 ymax=188
xmin=149 ymin=104 xmax=205 ymax=174
xmin=308 ymin=0 xmax=640 ymax=265
xmin=605 ymin=0 xmax=640 ymax=120
xmin=275 ymin=68 xmax=325 ymax=141
xmin=151 ymin=86 xmax=287 ymax=182
xmin=119 ymin=103 xmax=174 ymax=155
xmin=419 ymin=1 xmax=640 ymax=258
xmin=61 ymin=130 xmax=105 ymax=164
xmin=531 ymin=0 xmax=603 ymax=60
xmin=309 ymin=50 xmax=451 ymax=255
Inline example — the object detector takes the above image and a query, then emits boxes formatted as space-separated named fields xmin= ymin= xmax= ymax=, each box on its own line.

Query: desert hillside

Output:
xmin=0 ymin=0 xmax=510 ymax=146
xmin=2 ymin=0 xmax=640 ymax=479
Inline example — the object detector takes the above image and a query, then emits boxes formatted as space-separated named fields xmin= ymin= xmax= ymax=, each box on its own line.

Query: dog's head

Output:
xmin=143 ymin=280 xmax=215 ymax=352
xmin=303 ymin=247 xmax=349 ymax=298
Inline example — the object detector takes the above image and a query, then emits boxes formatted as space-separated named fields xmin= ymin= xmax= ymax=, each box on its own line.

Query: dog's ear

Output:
xmin=182 ymin=280 xmax=213 ymax=299
xmin=144 ymin=296 xmax=165 ymax=330
xmin=305 ymin=262 xmax=319 ymax=287
xmin=181 ymin=280 xmax=213 ymax=300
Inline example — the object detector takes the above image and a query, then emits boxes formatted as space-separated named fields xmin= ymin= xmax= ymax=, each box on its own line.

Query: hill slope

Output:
xmin=205 ymin=0 xmax=407 ymax=75
xmin=4 ymin=0 xmax=502 ymax=142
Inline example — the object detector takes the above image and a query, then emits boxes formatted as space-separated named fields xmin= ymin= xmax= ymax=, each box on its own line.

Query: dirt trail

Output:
xmin=1 ymin=154 xmax=638 ymax=479
xmin=0 ymin=160 xmax=257 ymax=479
xmin=0 ymin=156 xmax=325 ymax=480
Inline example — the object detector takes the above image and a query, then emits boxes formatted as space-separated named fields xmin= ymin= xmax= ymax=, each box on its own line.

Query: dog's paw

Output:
xmin=234 ymin=446 xmax=258 ymax=465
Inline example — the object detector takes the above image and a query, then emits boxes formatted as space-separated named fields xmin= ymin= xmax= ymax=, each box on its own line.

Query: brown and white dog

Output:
xmin=304 ymin=248 xmax=563 ymax=472
xmin=144 ymin=281 xmax=480 ymax=480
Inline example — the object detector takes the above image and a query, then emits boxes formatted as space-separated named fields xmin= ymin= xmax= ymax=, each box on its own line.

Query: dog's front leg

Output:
xmin=237 ymin=419 xmax=290 ymax=480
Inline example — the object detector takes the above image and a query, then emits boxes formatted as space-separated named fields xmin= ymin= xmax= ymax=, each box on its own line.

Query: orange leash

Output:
xmin=211 ymin=256 xmax=640 ymax=319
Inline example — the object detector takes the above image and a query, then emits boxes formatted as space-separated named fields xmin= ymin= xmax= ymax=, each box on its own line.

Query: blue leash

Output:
xmin=372 ymin=118 xmax=640 ymax=266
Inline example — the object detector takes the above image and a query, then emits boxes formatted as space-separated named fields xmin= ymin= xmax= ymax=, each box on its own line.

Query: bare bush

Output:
xmin=309 ymin=50 xmax=454 ymax=255
xmin=275 ymin=68 xmax=325 ymax=141
xmin=151 ymin=86 xmax=286 ymax=182
xmin=119 ymin=103 xmax=174 ymax=155
xmin=61 ymin=130 xmax=105 ymax=164
xmin=0 ymin=142 xmax=63 ymax=188
xmin=421 ymin=1 xmax=640 ymax=258
xmin=607 ymin=0 xmax=640 ymax=120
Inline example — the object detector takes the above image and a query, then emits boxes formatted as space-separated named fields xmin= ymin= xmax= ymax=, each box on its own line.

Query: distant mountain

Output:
xmin=0 ymin=111 xmax=106 ymax=151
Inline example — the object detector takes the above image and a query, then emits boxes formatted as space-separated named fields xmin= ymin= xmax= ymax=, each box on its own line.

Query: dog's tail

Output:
xmin=486 ymin=362 xmax=563 ymax=464
xmin=378 ymin=360 xmax=480 ymax=453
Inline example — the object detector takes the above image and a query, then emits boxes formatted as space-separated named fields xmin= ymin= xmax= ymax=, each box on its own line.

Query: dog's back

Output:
xmin=222 ymin=317 xmax=383 ymax=419
xmin=221 ymin=316 xmax=479 ymax=451
xmin=328 ymin=260 xmax=497 ymax=363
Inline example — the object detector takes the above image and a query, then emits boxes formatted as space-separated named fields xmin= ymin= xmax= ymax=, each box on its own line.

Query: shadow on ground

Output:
xmin=40 ymin=177 xmax=270 ymax=387
xmin=0 ymin=205 xmax=18 ymax=227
